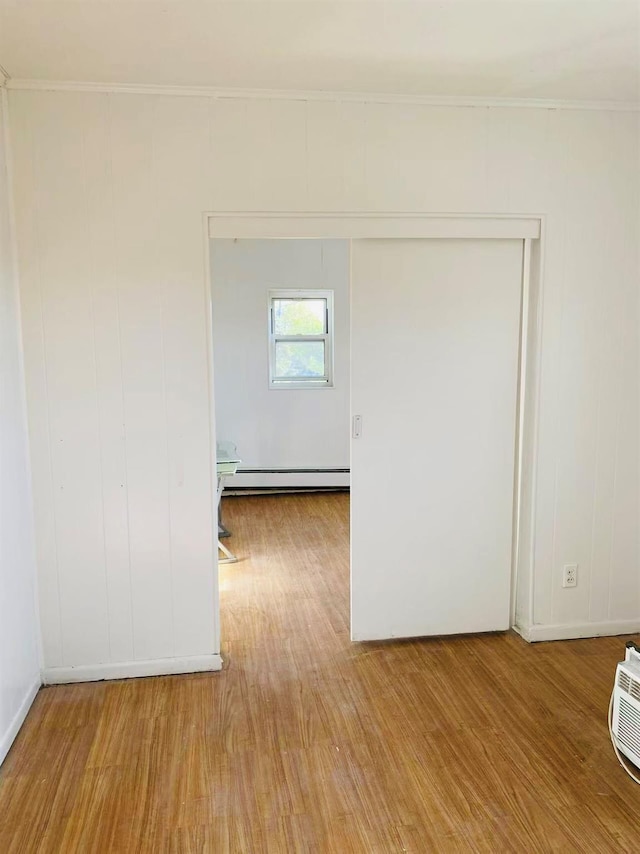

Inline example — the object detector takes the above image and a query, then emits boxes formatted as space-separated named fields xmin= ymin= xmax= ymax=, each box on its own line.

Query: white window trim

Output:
xmin=268 ymin=288 xmax=335 ymax=389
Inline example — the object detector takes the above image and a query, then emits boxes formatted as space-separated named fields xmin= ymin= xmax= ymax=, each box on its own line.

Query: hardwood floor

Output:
xmin=0 ymin=492 xmax=638 ymax=852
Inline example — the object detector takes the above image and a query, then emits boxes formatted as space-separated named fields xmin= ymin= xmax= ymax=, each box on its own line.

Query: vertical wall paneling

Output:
xmin=551 ymin=112 xmax=634 ymax=627
xmin=152 ymin=96 xmax=216 ymax=657
xmin=7 ymin=90 xmax=639 ymax=673
xmin=601 ymin=112 xmax=639 ymax=622
xmin=33 ymin=92 xmax=110 ymax=666
xmin=306 ymin=99 xmax=369 ymax=211
xmin=9 ymin=92 xmax=63 ymax=667
xmin=0 ymin=88 xmax=41 ymax=764
xmin=109 ymin=94 xmax=174 ymax=662
xmin=81 ymin=93 xmax=133 ymax=663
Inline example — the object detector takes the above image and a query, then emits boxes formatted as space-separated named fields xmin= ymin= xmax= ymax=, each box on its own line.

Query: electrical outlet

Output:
xmin=562 ymin=564 xmax=578 ymax=588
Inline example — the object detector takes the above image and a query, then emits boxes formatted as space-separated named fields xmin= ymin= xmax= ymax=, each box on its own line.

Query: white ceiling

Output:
xmin=0 ymin=0 xmax=638 ymax=102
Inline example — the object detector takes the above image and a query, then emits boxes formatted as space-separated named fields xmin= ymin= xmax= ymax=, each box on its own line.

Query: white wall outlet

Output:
xmin=562 ymin=564 xmax=578 ymax=588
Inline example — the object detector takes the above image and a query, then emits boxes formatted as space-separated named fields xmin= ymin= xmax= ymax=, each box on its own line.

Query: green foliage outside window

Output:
xmin=273 ymin=299 xmax=327 ymax=378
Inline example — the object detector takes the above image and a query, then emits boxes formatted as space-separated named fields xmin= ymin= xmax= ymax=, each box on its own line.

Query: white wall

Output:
xmin=211 ymin=238 xmax=350 ymax=488
xmin=6 ymin=89 xmax=639 ymax=675
xmin=0 ymin=89 xmax=41 ymax=764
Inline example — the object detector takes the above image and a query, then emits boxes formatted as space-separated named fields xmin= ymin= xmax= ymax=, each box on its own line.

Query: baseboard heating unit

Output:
xmin=609 ymin=640 xmax=640 ymax=784
xmin=224 ymin=467 xmax=350 ymax=491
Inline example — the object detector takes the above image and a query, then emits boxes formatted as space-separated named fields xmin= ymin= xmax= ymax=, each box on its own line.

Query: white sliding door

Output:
xmin=350 ymin=238 xmax=523 ymax=641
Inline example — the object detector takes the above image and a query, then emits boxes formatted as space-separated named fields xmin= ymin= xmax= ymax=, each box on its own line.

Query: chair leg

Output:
xmin=218 ymin=539 xmax=238 ymax=564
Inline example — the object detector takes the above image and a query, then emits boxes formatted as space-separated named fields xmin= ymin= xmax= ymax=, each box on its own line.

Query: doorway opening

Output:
xmin=209 ymin=238 xmax=352 ymax=651
xmin=205 ymin=214 xmax=543 ymax=652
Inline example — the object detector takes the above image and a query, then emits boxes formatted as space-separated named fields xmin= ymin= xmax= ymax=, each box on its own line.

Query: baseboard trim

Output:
xmin=514 ymin=620 xmax=640 ymax=643
xmin=0 ymin=677 xmax=41 ymax=767
xmin=228 ymin=470 xmax=350 ymax=490
xmin=42 ymin=654 xmax=223 ymax=685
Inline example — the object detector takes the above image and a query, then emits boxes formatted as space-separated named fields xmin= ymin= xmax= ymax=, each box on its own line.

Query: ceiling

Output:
xmin=0 ymin=0 xmax=638 ymax=103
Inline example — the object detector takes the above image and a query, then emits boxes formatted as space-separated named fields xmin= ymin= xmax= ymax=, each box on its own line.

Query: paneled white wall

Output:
xmin=0 ymin=90 xmax=41 ymax=763
xmin=211 ymin=238 xmax=350 ymax=488
xmin=7 ymin=90 xmax=639 ymax=674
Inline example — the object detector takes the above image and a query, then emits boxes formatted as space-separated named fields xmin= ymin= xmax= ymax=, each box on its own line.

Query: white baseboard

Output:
xmin=227 ymin=471 xmax=350 ymax=490
xmin=0 ymin=677 xmax=41 ymax=767
xmin=42 ymin=653 xmax=223 ymax=685
xmin=514 ymin=620 xmax=640 ymax=643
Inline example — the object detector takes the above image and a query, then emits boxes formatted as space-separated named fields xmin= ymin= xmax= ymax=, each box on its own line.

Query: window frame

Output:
xmin=268 ymin=288 xmax=334 ymax=389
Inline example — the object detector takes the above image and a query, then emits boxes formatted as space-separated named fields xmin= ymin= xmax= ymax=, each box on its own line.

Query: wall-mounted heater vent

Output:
xmin=610 ymin=642 xmax=640 ymax=779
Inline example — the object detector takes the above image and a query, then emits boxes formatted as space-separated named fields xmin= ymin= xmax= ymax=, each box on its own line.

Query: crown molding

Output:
xmin=5 ymin=78 xmax=639 ymax=112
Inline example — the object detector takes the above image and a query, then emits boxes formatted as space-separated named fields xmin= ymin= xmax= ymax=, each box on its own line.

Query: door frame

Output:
xmin=203 ymin=212 xmax=545 ymax=652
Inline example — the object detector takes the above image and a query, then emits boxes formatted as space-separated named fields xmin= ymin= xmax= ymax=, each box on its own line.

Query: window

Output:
xmin=268 ymin=289 xmax=334 ymax=388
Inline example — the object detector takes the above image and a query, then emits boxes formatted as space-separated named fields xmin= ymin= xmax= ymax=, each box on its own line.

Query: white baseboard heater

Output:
xmin=224 ymin=467 xmax=350 ymax=491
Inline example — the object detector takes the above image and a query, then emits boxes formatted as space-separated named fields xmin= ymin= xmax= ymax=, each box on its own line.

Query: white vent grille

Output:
xmin=618 ymin=670 xmax=631 ymax=692
xmin=617 ymin=669 xmax=640 ymax=702
xmin=616 ymin=697 xmax=640 ymax=760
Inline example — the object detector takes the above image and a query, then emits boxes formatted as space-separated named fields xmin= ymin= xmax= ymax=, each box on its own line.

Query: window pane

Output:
xmin=273 ymin=299 xmax=326 ymax=335
xmin=275 ymin=341 xmax=325 ymax=379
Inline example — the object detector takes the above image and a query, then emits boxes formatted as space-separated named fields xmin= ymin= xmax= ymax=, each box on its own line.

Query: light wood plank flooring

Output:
xmin=0 ymin=492 xmax=638 ymax=852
